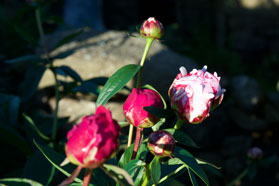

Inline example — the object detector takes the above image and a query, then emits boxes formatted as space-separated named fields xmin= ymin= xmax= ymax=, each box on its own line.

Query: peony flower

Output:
xmin=140 ymin=17 xmax=164 ymax=40
xmin=123 ymin=88 xmax=164 ymax=128
xmin=169 ymin=66 xmax=225 ymax=124
xmin=148 ymin=130 xmax=175 ymax=157
xmin=64 ymin=106 xmax=121 ymax=169
xmin=247 ymin=147 xmax=263 ymax=160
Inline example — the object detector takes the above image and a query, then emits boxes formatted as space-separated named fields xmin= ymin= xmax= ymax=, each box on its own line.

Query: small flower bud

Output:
xmin=65 ymin=106 xmax=121 ymax=169
xmin=148 ymin=130 xmax=175 ymax=157
xmin=140 ymin=17 xmax=164 ymax=40
xmin=247 ymin=147 xmax=263 ymax=160
xmin=123 ymin=88 xmax=164 ymax=128
xmin=168 ymin=66 xmax=225 ymax=124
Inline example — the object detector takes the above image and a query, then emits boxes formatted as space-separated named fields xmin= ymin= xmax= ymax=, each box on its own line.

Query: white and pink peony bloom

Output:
xmin=168 ymin=66 xmax=225 ymax=124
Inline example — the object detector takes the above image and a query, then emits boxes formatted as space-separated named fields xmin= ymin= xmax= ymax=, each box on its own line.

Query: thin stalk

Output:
xmin=58 ymin=166 xmax=83 ymax=186
xmin=127 ymin=38 xmax=154 ymax=148
xmin=83 ymin=169 xmax=92 ymax=186
xmin=51 ymin=70 xmax=60 ymax=141
xmin=152 ymin=164 xmax=185 ymax=186
xmin=131 ymin=127 xmax=143 ymax=160
xmin=35 ymin=7 xmax=50 ymax=61
xmin=35 ymin=6 xmax=60 ymax=142
xmin=226 ymin=168 xmax=248 ymax=186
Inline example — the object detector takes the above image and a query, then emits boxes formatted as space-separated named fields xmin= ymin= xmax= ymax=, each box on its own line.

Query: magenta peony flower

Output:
xmin=247 ymin=146 xmax=263 ymax=160
xmin=169 ymin=66 xmax=225 ymax=124
xmin=140 ymin=17 xmax=164 ymax=40
xmin=148 ymin=130 xmax=175 ymax=157
xmin=123 ymin=88 xmax=164 ymax=128
xmin=65 ymin=106 xmax=120 ymax=169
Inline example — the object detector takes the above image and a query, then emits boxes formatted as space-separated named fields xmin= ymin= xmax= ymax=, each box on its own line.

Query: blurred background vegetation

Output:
xmin=0 ymin=0 xmax=278 ymax=185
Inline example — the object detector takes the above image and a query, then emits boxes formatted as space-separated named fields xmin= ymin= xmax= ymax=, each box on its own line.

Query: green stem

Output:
xmin=174 ymin=119 xmax=184 ymax=130
xmin=152 ymin=164 xmax=185 ymax=186
xmin=35 ymin=6 xmax=60 ymax=142
xmin=35 ymin=7 xmax=50 ymax=61
xmin=127 ymin=37 xmax=154 ymax=148
xmin=136 ymin=37 xmax=154 ymax=88
xmin=226 ymin=168 xmax=248 ymax=186
xmin=51 ymin=70 xmax=60 ymax=141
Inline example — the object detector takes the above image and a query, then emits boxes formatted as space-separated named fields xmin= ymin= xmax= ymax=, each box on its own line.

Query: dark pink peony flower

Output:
xmin=169 ymin=66 xmax=225 ymax=124
xmin=123 ymin=88 xmax=164 ymax=128
xmin=65 ymin=106 xmax=120 ymax=169
xmin=148 ymin=130 xmax=175 ymax=157
xmin=140 ymin=17 xmax=164 ymax=40
xmin=247 ymin=147 xmax=263 ymax=160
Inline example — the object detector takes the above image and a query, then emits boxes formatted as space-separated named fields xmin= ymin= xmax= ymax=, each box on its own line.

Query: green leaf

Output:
xmin=52 ymin=50 xmax=74 ymax=60
xmin=0 ymin=178 xmax=43 ymax=186
xmin=5 ymin=55 xmax=43 ymax=64
xmin=56 ymin=66 xmax=83 ymax=82
xmin=163 ymin=129 xmax=199 ymax=148
xmin=196 ymin=158 xmax=221 ymax=169
xmin=247 ymin=164 xmax=257 ymax=181
xmin=259 ymin=155 xmax=277 ymax=167
xmin=188 ymin=169 xmax=198 ymax=186
xmin=96 ymin=64 xmax=140 ymax=106
xmin=174 ymin=147 xmax=209 ymax=186
xmin=55 ymin=29 xmax=83 ymax=49
xmin=150 ymin=157 xmax=161 ymax=185
xmin=151 ymin=118 xmax=166 ymax=131
xmin=119 ymin=144 xmax=134 ymax=169
xmin=14 ymin=24 xmax=37 ymax=45
xmin=142 ymin=84 xmax=167 ymax=108
xmin=33 ymin=140 xmax=83 ymax=183
xmin=125 ymin=160 xmax=145 ymax=186
xmin=23 ymin=113 xmax=51 ymax=141
xmin=8 ymin=96 xmax=20 ymax=125
xmin=143 ymin=106 xmax=174 ymax=118
xmin=102 ymin=164 xmax=134 ymax=186
xmin=19 ymin=65 xmax=46 ymax=101
xmin=118 ymin=121 xmax=130 ymax=128
xmin=72 ymin=81 xmax=99 ymax=95
xmin=22 ymin=151 xmax=53 ymax=185
xmin=0 ymin=122 xmax=32 ymax=156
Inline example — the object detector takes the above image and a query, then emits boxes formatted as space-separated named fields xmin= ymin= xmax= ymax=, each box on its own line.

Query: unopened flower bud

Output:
xmin=123 ymin=88 xmax=164 ymax=128
xmin=148 ymin=130 xmax=175 ymax=157
xmin=169 ymin=66 xmax=225 ymax=124
xmin=247 ymin=147 xmax=263 ymax=160
xmin=140 ymin=17 xmax=164 ymax=40
xmin=64 ymin=106 xmax=120 ymax=169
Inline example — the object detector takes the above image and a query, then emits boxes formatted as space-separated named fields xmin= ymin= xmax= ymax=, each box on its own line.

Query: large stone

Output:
xmin=39 ymin=30 xmax=197 ymax=122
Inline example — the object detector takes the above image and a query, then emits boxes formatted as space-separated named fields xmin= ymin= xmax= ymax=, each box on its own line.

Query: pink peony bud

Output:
xmin=123 ymin=88 xmax=164 ymax=128
xmin=148 ymin=130 xmax=175 ymax=157
xmin=140 ymin=17 xmax=164 ymax=40
xmin=247 ymin=147 xmax=263 ymax=160
xmin=169 ymin=66 xmax=225 ymax=124
xmin=65 ymin=106 xmax=120 ymax=169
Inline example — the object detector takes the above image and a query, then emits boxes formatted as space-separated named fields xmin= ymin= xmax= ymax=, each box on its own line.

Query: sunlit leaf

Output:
xmin=0 ymin=178 xmax=43 ymax=186
xmin=150 ymin=157 xmax=161 ymax=185
xmin=102 ymin=164 xmax=134 ymax=186
xmin=96 ymin=64 xmax=140 ymax=106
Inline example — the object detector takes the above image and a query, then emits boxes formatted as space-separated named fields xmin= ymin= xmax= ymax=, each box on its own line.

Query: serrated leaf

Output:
xmin=56 ymin=66 xmax=83 ymax=82
xmin=19 ymin=65 xmax=46 ymax=101
xmin=0 ymin=178 xmax=43 ymax=186
xmin=150 ymin=157 xmax=161 ymax=185
xmin=96 ymin=64 xmax=140 ymax=106
xmin=188 ymin=169 xmax=198 ymax=186
xmin=102 ymin=164 xmax=134 ymax=186
xmin=55 ymin=29 xmax=83 ymax=49
xmin=174 ymin=147 xmax=209 ymax=186
xmin=163 ymin=129 xmax=199 ymax=148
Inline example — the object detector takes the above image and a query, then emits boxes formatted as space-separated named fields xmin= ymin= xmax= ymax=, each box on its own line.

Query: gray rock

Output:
xmin=231 ymin=75 xmax=262 ymax=110
xmin=39 ymin=30 xmax=197 ymax=122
